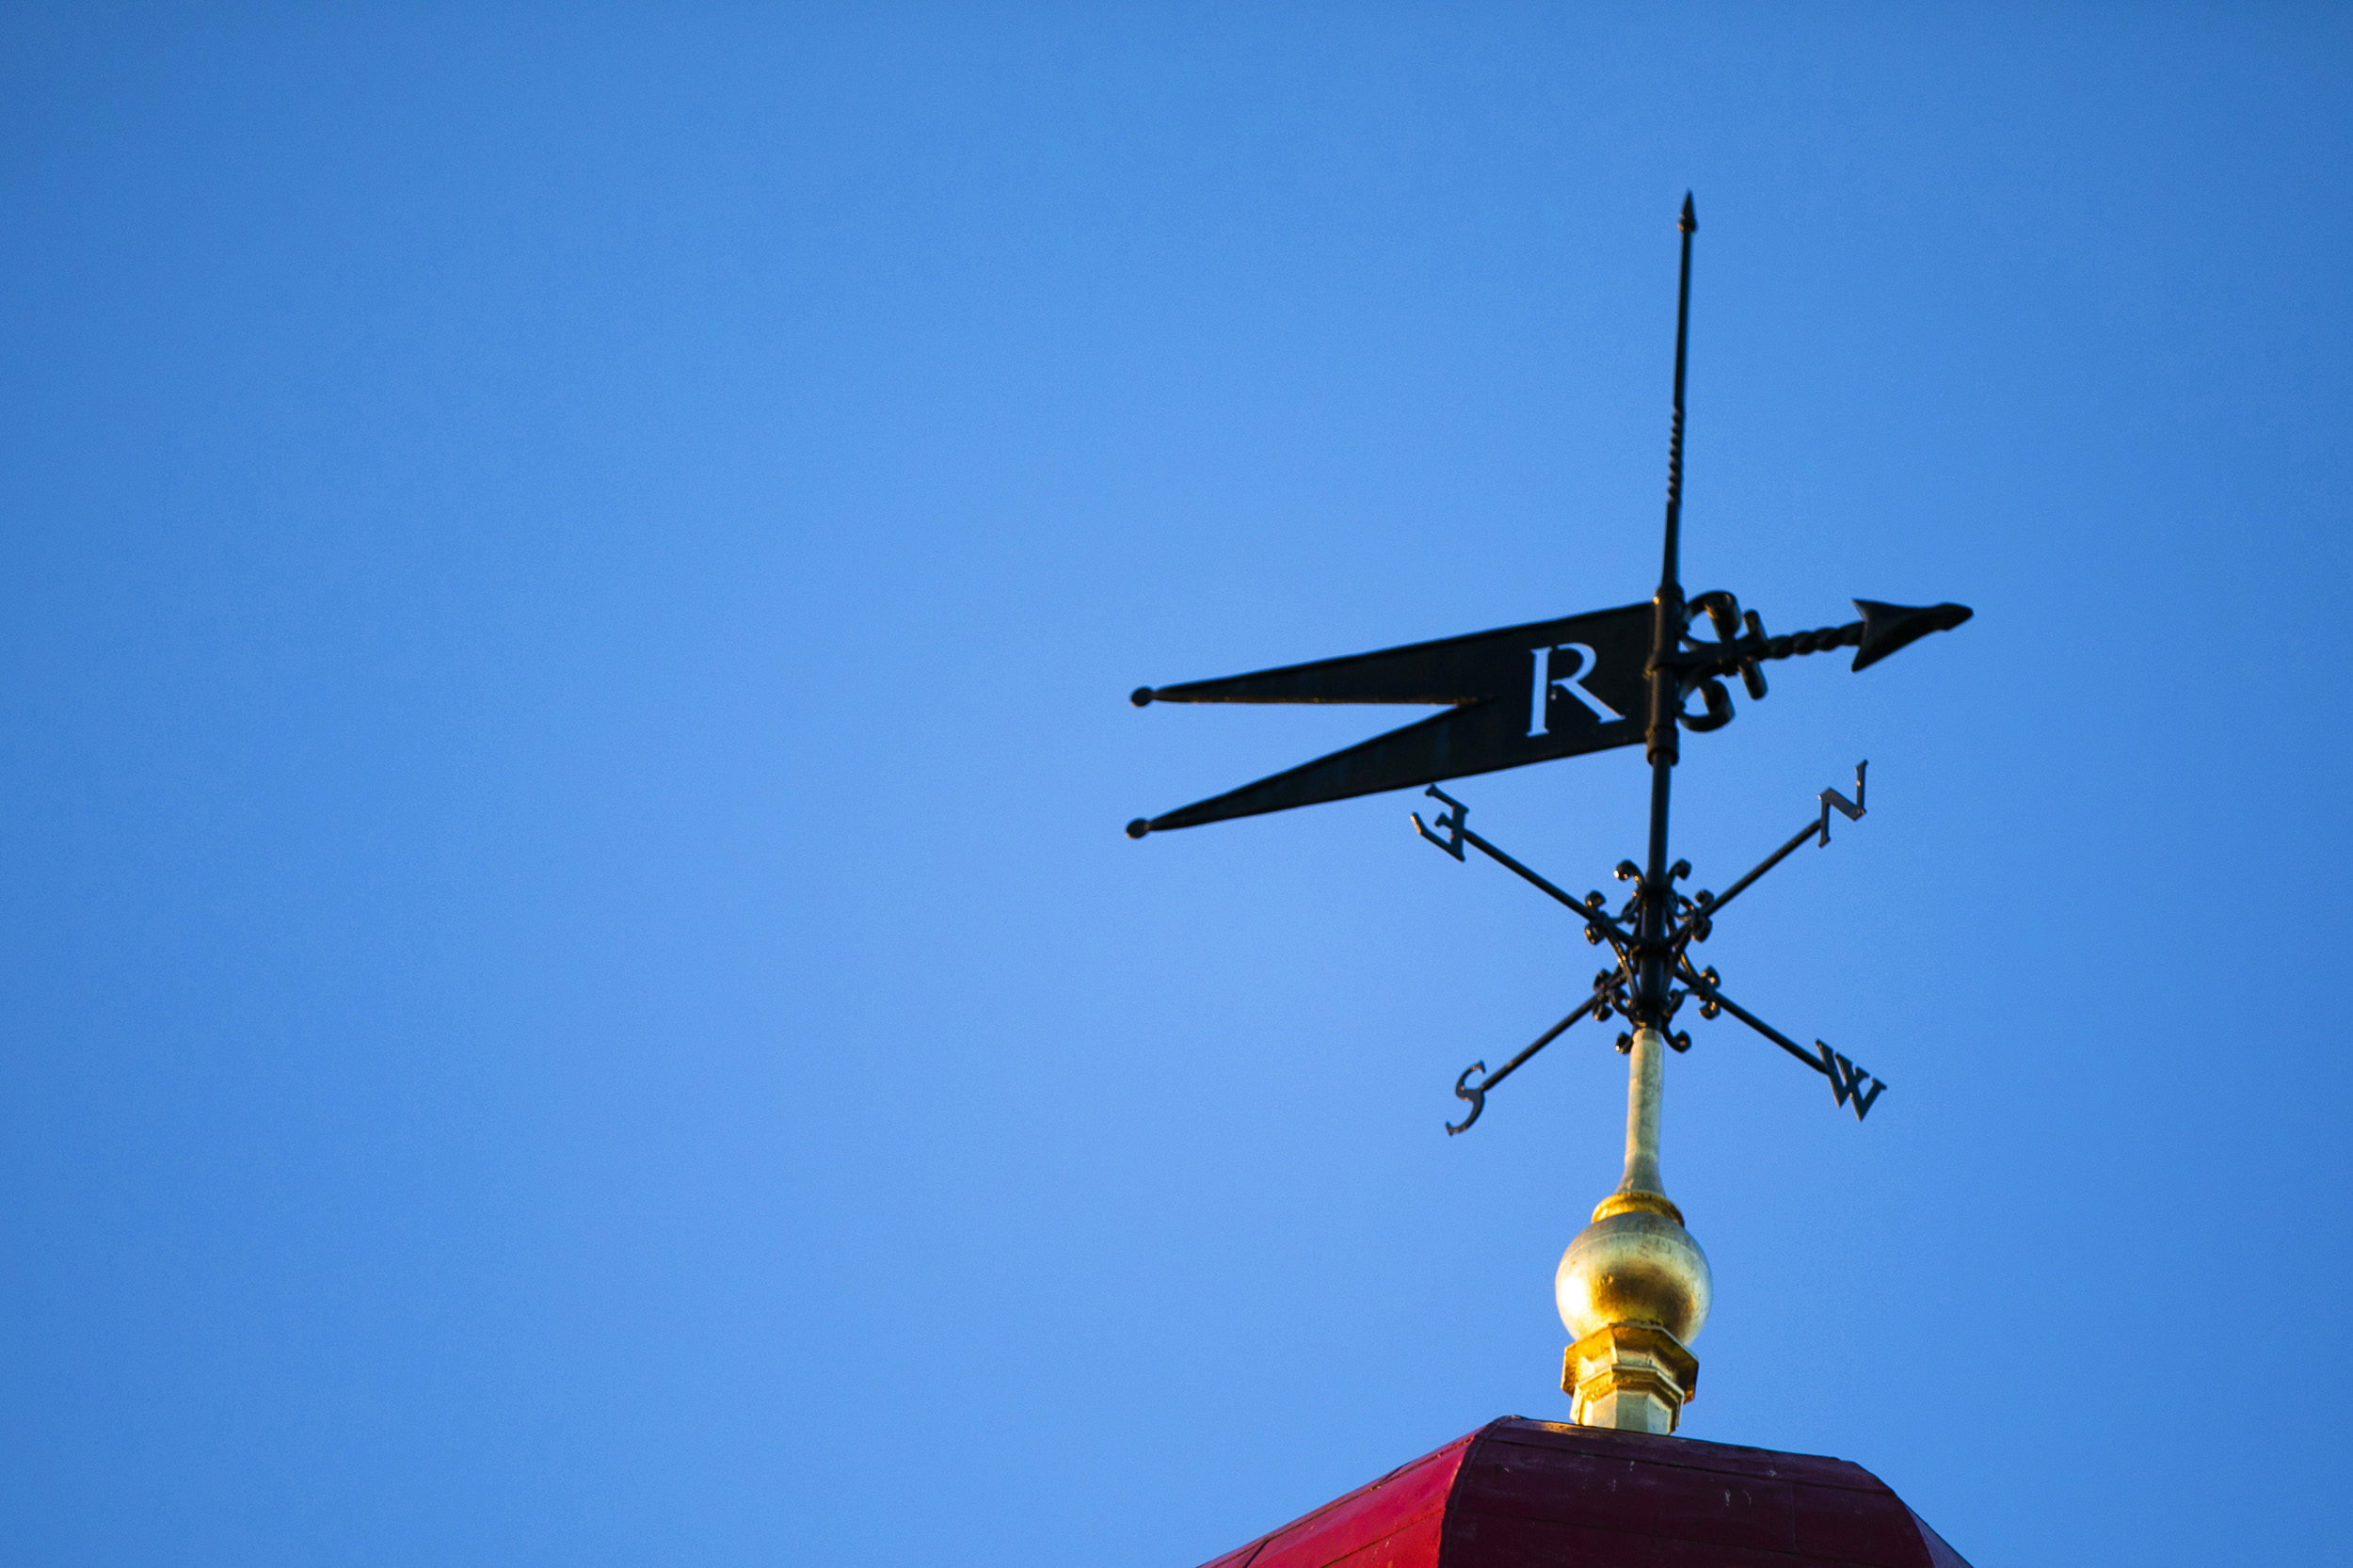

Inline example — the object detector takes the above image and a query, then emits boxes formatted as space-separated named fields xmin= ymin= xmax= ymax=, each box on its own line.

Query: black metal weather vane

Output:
xmin=1127 ymin=194 xmax=1969 ymax=1134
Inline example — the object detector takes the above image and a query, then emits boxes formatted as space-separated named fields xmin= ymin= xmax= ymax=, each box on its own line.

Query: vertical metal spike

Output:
xmin=1639 ymin=195 xmax=1699 ymax=1032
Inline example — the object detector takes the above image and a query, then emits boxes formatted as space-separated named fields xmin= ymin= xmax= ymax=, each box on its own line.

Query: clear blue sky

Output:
xmin=2 ymin=8 xmax=2347 ymax=1566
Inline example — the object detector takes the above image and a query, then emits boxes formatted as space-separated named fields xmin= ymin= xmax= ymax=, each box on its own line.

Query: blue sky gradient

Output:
xmin=2 ymin=8 xmax=2348 ymax=1566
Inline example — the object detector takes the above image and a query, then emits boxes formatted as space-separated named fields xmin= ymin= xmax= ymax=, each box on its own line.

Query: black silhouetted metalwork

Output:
xmin=1423 ymin=772 xmax=1886 ymax=1133
xmin=1126 ymin=193 xmax=1961 ymax=1130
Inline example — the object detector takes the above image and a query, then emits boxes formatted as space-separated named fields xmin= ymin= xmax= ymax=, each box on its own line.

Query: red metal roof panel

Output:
xmin=1198 ymin=1431 xmax=1474 ymax=1568
xmin=1191 ymin=1418 xmax=1973 ymax=1568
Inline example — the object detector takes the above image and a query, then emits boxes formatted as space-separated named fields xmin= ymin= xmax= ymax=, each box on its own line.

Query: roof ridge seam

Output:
xmin=1473 ymin=1436 xmax=1896 ymax=1493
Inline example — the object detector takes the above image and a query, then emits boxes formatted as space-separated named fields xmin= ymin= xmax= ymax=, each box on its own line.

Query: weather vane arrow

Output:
xmin=1126 ymin=192 xmax=1971 ymax=1130
xmin=1123 ymin=595 xmax=1964 ymax=838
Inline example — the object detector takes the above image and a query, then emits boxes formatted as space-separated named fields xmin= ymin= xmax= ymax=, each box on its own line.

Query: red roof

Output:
xmin=1195 ymin=1417 xmax=1972 ymax=1568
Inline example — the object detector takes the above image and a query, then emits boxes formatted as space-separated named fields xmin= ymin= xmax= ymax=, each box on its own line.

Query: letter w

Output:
xmin=1813 ymin=1041 xmax=1886 ymax=1122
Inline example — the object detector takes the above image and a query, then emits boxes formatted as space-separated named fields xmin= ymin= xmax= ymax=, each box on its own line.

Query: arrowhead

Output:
xmin=1680 ymin=192 xmax=1697 ymax=233
xmin=1850 ymin=600 xmax=1973 ymax=671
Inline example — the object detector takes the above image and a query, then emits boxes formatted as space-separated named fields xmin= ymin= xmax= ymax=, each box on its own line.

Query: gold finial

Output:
xmin=1554 ymin=1026 xmax=1711 ymax=1432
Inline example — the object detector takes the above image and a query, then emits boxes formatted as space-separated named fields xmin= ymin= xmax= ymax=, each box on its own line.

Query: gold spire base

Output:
xmin=1562 ymin=1322 xmax=1699 ymax=1434
xmin=1553 ymin=1027 xmax=1709 ymax=1434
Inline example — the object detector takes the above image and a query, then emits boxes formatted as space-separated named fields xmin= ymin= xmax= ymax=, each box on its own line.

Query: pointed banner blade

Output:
xmin=1129 ymin=603 xmax=1650 ymax=834
xmin=1136 ymin=602 xmax=1651 ymax=707
xmin=1134 ymin=697 xmax=1638 ymax=834
xmin=1850 ymin=600 xmax=1973 ymax=670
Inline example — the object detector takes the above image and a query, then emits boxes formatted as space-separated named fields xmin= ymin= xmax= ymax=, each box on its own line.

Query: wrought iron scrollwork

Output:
xmin=1416 ymin=765 xmax=1890 ymax=1128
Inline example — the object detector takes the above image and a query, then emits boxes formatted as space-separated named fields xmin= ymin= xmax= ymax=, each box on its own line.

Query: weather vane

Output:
xmin=1126 ymin=194 xmax=1968 ymax=1144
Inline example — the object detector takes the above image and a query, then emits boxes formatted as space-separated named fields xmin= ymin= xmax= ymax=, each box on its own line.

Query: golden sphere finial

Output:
xmin=1555 ymin=1196 xmax=1712 ymax=1346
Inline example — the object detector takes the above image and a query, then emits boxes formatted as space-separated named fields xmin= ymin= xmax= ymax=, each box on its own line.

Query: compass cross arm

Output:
xmin=1446 ymin=990 xmax=1608 ymax=1136
xmin=1409 ymin=792 xmax=1634 ymax=953
xmin=1678 ymin=963 xmax=1888 ymax=1122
